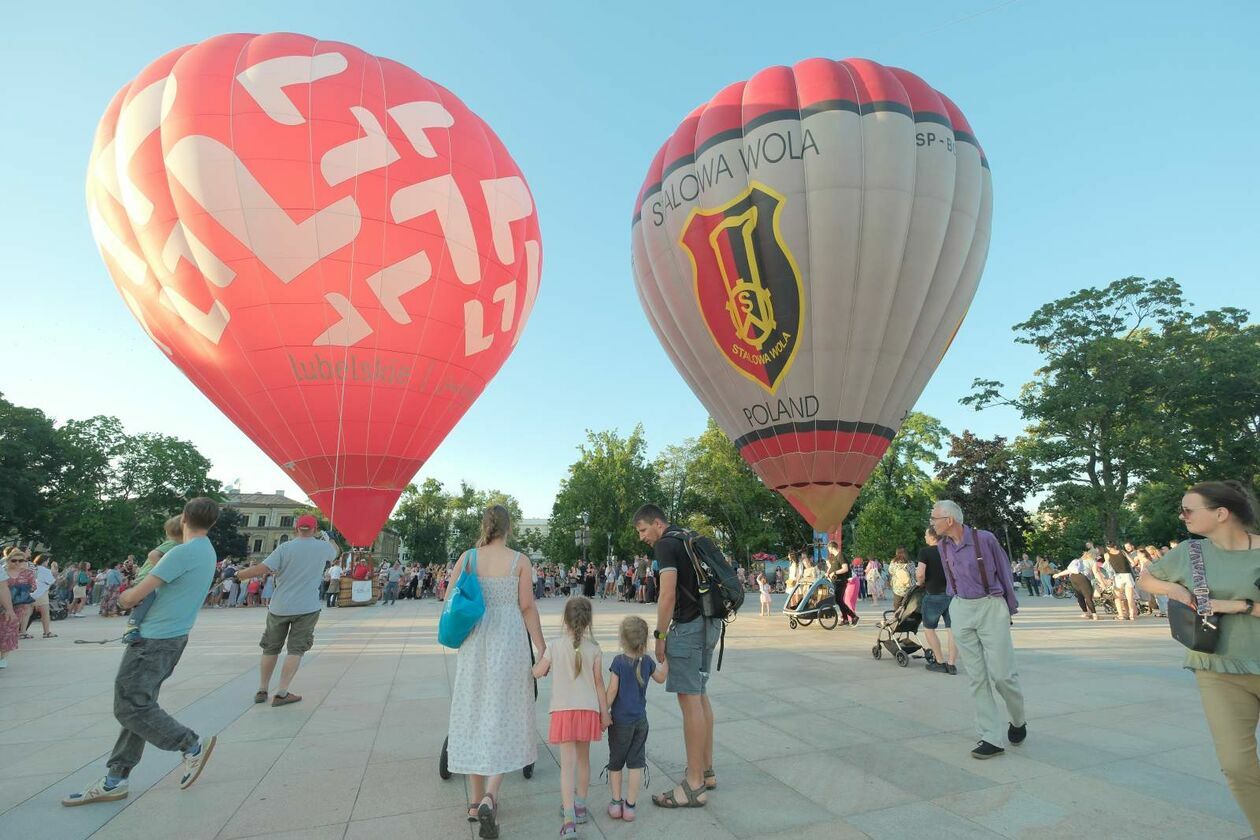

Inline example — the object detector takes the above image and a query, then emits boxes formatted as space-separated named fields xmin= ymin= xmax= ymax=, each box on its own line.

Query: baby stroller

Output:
xmin=871 ymin=586 xmax=932 ymax=667
xmin=439 ymin=639 xmax=537 ymax=780
xmin=783 ymin=575 xmax=841 ymax=630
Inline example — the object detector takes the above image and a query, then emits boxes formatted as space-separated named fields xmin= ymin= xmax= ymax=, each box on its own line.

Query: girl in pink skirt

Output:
xmin=534 ymin=596 xmax=610 ymax=838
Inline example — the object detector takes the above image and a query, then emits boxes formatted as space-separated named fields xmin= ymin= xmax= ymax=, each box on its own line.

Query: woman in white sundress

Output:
xmin=447 ymin=505 xmax=547 ymax=839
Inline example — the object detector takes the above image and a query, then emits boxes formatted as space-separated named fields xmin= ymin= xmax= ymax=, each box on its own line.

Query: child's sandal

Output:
xmin=622 ymin=801 xmax=637 ymax=822
xmin=607 ymin=799 xmax=623 ymax=819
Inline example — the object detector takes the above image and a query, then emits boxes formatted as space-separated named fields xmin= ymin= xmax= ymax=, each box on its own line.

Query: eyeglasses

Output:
xmin=928 ymin=515 xmax=949 ymax=522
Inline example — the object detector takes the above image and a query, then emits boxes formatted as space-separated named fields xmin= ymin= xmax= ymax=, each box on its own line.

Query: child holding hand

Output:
xmin=604 ymin=615 xmax=666 ymax=822
xmin=533 ymin=596 xmax=608 ymax=838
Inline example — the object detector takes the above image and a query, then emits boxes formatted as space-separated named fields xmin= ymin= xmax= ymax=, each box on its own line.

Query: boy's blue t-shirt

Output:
xmin=609 ymin=653 xmax=657 ymax=724
xmin=140 ymin=536 xmax=216 ymax=639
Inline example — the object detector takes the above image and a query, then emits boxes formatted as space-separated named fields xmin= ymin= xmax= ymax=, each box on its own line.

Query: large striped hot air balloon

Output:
xmin=631 ymin=58 xmax=992 ymax=532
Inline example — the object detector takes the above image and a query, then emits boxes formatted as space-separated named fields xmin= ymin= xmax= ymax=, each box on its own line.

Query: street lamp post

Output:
xmin=573 ymin=512 xmax=591 ymax=569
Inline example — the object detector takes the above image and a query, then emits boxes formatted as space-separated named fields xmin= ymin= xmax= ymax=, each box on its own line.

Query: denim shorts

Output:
xmin=665 ymin=617 xmax=722 ymax=695
xmin=607 ymin=717 xmax=649 ymax=771
xmin=920 ymin=593 xmax=953 ymax=630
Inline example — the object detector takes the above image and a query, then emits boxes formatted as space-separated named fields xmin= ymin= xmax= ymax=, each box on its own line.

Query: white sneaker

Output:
xmin=0 ymin=659 xmax=7 ymax=669
xmin=179 ymin=735 xmax=216 ymax=789
xmin=62 ymin=777 xmax=128 ymax=806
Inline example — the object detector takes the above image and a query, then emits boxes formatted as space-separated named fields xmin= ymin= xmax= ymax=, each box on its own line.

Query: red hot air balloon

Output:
xmin=631 ymin=59 xmax=991 ymax=533
xmin=87 ymin=33 xmax=542 ymax=546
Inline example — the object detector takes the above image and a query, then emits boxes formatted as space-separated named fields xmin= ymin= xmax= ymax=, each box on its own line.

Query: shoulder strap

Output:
xmin=973 ymin=530 xmax=991 ymax=591
xmin=510 ymin=552 xmax=521 ymax=574
xmin=467 ymin=548 xmax=477 ymax=574
xmin=941 ymin=545 xmax=958 ymax=593
xmin=1188 ymin=540 xmax=1212 ymax=616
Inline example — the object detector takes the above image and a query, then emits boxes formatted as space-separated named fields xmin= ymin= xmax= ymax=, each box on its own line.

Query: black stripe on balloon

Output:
xmin=772 ymin=481 xmax=864 ymax=490
xmin=732 ymin=420 xmax=897 ymax=451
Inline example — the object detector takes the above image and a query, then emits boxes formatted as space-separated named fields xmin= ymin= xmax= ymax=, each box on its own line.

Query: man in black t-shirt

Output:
xmin=634 ymin=503 xmax=717 ymax=809
xmin=916 ymin=529 xmax=957 ymax=675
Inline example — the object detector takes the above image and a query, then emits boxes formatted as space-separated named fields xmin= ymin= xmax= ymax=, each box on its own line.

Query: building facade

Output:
xmin=226 ymin=489 xmax=400 ymax=564
xmin=517 ymin=518 xmax=550 ymax=562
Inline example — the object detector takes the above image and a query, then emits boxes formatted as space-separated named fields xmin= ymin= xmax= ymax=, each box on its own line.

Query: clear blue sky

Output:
xmin=2 ymin=0 xmax=1257 ymax=518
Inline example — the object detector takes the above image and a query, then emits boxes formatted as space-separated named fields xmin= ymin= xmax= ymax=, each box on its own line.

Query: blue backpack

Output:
xmin=438 ymin=549 xmax=485 ymax=648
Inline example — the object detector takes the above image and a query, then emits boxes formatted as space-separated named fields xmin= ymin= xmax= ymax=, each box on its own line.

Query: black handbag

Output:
xmin=1167 ymin=541 xmax=1221 ymax=653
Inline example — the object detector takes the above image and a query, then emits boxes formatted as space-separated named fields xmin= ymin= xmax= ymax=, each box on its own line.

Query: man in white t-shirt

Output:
xmin=236 ymin=515 xmax=336 ymax=706
xmin=326 ymin=561 xmax=343 ymax=607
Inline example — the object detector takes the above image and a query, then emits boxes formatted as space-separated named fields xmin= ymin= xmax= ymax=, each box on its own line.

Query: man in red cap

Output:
xmin=236 ymin=514 xmax=335 ymax=706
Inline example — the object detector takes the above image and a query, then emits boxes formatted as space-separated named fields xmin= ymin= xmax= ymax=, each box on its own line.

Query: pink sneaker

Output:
xmin=607 ymin=799 xmax=623 ymax=820
xmin=622 ymin=802 xmax=636 ymax=822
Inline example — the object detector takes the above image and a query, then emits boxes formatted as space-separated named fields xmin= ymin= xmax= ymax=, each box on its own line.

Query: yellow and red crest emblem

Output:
xmin=679 ymin=182 xmax=804 ymax=393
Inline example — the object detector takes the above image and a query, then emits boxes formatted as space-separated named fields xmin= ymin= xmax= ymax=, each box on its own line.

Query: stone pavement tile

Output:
xmin=764 ymin=684 xmax=835 ymax=707
xmin=1014 ymin=775 xmax=1253 ymax=840
xmin=302 ymin=702 xmax=384 ymax=736
xmin=598 ymin=805 xmax=736 ymax=840
xmin=763 ymin=712 xmax=879 ymax=750
xmin=903 ymin=733 xmax=1063 ymax=781
xmin=716 ymin=717 xmax=816 ymax=763
xmin=1032 ymin=715 xmax=1168 ymax=759
xmin=220 ymin=707 xmax=312 ymax=742
xmin=931 ymin=784 xmax=1073 ymax=837
xmin=825 ymin=709 xmax=942 ymax=741
xmin=344 ymin=813 xmax=423 ymax=840
xmin=350 ymin=757 xmax=469 ymax=821
xmin=998 ymin=728 xmax=1124 ymax=771
xmin=272 ymin=727 xmax=376 ymax=774
xmin=756 ymin=750 xmax=916 ymax=817
xmin=385 ymin=679 xmax=452 ymax=703
xmin=828 ymin=741 xmax=994 ymax=800
xmin=754 ymin=819 xmax=872 ymax=839
xmin=88 ymin=778 xmax=256 ymax=840
xmin=1077 ymin=757 xmax=1248 ymax=826
xmin=228 ymin=824 xmax=348 ymax=840
xmin=846 ymin=801 xmax=1005 ymax=839
xmin=700 ymin=759 xmax=840 ymax=839
xmin=381 ymin=696 xmax=453 ymax=718
xmin=368 ymin=722 xmax=449 ymax=764
xmin=0 ymin=735 xmax=115 ymax=779
xmin=0 ymin=712 xmax=117 ymax=745
xmin=0 ymin=771 xmax=65 ymax=813
xmin=708 ymin=690 xmax=791 ymax=720
xmin=218 ymin=766 xmax=362 ymax=839
xmin=325 ymin=682 xmax=394 ymax=706
xmin=1142 ymin=743 xmax=1227 ymax=782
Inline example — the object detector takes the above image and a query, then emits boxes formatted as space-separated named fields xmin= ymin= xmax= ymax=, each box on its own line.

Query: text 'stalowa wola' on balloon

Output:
xmin=631 ymin=59 xmax=992 ymax=532
xmin=87 ymin=33 xmax=541 ymax=546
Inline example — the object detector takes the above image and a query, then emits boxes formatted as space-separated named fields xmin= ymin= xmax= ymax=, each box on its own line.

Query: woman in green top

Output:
xmin=1140 ymin=480 xmax=1260 ymax=835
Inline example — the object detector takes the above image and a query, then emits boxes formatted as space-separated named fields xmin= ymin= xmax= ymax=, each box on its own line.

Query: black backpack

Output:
xmin=663 ymin=528 xmax=744 ymax=670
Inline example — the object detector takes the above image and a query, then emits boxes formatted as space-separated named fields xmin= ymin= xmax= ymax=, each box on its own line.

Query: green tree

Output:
xmin=0 ymin=394 xmax=65 ymax=541
xmin=846 ymin=412 xmax=947 ymax=560
xmin=546 ymin=426 xmax=663 ymax=567
xmin=391 ymin=478 xmax=453 ymax=566
xmin=209 ymin=505 xmax=250 ymax=561
xmin=935 ymin=431 xmax=1034 ymax=554
xmin=678 ymin=419 xmax=810 ymax=561
xmin=964 ymin=277 xmax=1184 ymax=543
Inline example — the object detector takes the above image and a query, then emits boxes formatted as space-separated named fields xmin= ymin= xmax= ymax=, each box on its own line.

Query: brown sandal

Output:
xmin=652 ymin=778 xmax=707 ymax=808
xmin=477 ymin=793 xmax=499 ymax=838
xmin=703 ymin=768 xmax=717 ymax=790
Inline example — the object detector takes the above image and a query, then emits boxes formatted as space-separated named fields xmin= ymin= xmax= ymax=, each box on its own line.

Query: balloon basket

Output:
xmin=335 ymin=577 xmax=382 ymax=607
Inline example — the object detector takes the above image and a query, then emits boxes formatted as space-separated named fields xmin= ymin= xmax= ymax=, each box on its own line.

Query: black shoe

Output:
xmin=1008 ymin=722 xmax=1027 ymax=745
xmin=925 ymin=661 xmax=946 ymax=673
xmin=946 ymin=664 xmax=958 ymax=675
xmin=971 ymin=741 xmax=1005 ymax=760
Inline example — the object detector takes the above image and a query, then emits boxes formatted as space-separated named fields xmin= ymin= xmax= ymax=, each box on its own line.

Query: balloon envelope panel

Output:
xmin=87 ymin=33 xmax=542 ymax=546
xmin=631 ymin=58 xmax=991 ymax=531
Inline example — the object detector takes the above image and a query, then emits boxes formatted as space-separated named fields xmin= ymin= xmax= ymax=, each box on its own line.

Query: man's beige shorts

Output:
xmin=259 ymin=610 xmax=320 ymax=656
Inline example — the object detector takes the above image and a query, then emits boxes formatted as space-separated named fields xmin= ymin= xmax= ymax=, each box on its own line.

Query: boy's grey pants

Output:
xmin=108 ymin=635 xmax=199 ymax=778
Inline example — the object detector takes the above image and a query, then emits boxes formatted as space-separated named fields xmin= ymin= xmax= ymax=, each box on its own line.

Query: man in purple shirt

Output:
xmin=930 ymin=500 xmax=1027 ymax=760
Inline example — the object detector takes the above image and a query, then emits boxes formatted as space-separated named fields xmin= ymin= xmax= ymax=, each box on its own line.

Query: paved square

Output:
xmin=0 ymin=595 xmax=1252 ymax=839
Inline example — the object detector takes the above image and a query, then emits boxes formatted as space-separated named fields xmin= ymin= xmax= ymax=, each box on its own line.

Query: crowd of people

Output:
xmin=0 ymin=480 xmax=1256 ymax=837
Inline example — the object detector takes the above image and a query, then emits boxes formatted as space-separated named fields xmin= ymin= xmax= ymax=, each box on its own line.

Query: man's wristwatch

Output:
xmin=653 ymin=629 xmax=667 ymax=640
xmin=1245 ymin=598 xmax=1256 ymax=616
